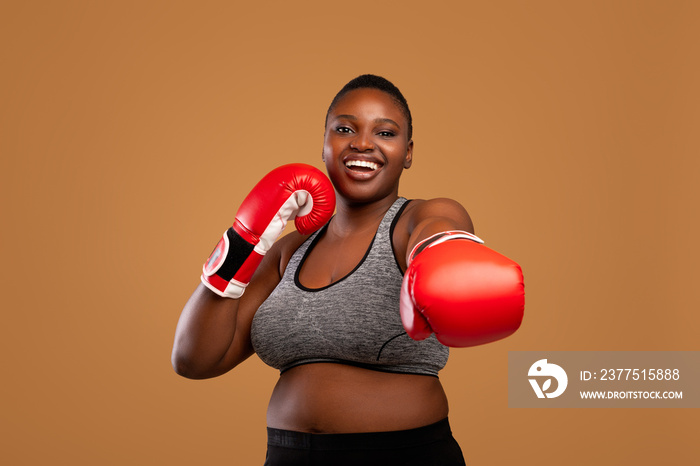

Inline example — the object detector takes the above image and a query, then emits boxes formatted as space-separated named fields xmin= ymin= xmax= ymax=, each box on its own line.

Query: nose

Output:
xmin=349 ymin=131 xmax=374 ymax=152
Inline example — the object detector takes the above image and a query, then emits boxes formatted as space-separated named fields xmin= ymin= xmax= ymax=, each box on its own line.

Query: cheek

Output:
xmin=384 ymin=142 xmax=409 ymax=160
xmin=323 ymin=139 xmax=350 ymax=165
xmin=322 ymin=141 xmax=332 ymax=158
xmin=322 ymin=136 xmax=338 ymax=157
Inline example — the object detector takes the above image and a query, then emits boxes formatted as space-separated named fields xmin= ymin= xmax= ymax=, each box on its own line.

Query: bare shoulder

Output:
xmin=270 ymin=229 xmax=313 ymax=276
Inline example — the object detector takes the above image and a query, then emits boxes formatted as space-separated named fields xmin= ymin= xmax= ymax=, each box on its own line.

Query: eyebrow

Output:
xmin=334 ymin=114 xmax=400 ymax=127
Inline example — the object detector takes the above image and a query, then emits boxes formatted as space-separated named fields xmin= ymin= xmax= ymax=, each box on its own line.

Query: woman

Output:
xmin=172 ymin=75 xmax=523 ymax=465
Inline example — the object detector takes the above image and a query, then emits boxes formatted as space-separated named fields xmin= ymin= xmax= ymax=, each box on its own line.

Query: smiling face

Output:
xmin=323 ymin=87 xmax=413 ymax=205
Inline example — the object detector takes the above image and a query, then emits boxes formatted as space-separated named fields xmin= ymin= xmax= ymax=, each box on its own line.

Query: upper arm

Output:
xmin=172 ymin=230 xmax=308 ymax=379
xmin=404 ymin=198 xmax=474 ymax=263
xmin=219 ymin=231 xmax=307 ymax=371
xmin=220 ymin=246 xmax=281 ymax=368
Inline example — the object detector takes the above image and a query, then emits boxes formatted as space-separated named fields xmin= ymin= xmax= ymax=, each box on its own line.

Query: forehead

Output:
xmin=329 ymin=88 xmax=405 ymax=121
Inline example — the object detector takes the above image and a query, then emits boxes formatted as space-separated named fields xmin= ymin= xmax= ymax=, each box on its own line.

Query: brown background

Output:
xmin=2 ymin=1 xmax=698 ymax=464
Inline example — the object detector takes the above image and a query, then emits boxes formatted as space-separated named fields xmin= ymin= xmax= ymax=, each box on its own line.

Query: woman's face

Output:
xmin=323 ymin=88 xmax=413 ymax=205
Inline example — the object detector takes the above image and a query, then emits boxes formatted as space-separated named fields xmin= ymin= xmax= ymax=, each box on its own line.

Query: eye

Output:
xmin=335 ymin=126 xmax=353 ymax=134
xmin=377 ymin=130 xmax=395 ymax=137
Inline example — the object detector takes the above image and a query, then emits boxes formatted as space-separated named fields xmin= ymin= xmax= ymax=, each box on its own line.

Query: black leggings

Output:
xmin=263 ymin=418 xmax=466 ymax=466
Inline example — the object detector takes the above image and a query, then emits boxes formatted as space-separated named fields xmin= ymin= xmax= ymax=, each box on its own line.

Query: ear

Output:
xmin=403 ymin=140 xmax=413 ymax=169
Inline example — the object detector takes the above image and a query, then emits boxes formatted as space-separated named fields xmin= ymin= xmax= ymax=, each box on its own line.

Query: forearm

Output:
xmin=171 ymin=163 xmax=335 ymax=378
xmin=403 ymin=198 xmax=475 ymax=264
xmin=400 ymin=198 xmax=524 ymax=347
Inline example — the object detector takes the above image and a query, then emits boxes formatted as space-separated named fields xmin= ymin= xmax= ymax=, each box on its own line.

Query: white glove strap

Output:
xmin=408 ymin=230 xmax=484 ymax=261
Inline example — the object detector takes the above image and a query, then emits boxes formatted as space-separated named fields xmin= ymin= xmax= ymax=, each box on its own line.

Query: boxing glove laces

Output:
xmin=400 ymin=230 xmax=524 ymax=347
xmin=201 ymin=163 xmax=336 ymax=298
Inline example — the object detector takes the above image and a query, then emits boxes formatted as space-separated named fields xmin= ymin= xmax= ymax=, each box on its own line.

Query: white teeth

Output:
xmin=345 ymin=160 xmax=379 ymax=170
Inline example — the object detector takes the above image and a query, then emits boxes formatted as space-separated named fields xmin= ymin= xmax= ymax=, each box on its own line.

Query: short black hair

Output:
xmin=325 ymin=74 xmax=413 ymax=140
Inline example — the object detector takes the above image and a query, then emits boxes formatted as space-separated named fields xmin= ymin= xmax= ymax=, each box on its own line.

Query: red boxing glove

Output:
xmin=400 ymin=231 xmax=524 ymax=347
xmin=201 ymin=163 xmax=335 ymax=298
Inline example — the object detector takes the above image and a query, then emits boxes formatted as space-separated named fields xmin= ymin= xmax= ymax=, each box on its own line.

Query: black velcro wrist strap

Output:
xmin=215 ymin=227 xmax=256 ymax=281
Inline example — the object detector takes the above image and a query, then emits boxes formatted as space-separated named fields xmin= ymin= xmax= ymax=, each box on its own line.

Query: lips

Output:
xmin=342 ymin=155 xmax=384 ymax=180
xmin=345 ymin=159 xmax=379 ymax=171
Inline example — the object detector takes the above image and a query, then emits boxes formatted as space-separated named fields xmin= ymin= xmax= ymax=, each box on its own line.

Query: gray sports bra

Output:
xmin=250 ymin=197 xmax=449 ymax=377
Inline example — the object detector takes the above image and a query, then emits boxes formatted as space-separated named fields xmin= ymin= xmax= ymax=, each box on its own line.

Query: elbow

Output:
xmin=171 ymin=349 xmax=207 ymax=380
xmin=171 ymin=348 xmax=228 ymax=380
xmin=171 ymin=352 xmax=192 ymax=378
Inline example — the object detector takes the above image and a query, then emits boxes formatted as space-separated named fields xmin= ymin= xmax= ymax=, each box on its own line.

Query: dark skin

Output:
xmin=172 ymin=87 xmax=474 ymax=433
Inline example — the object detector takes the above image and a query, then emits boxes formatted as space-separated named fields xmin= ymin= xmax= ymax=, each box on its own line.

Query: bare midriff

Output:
xmin=266 ymin=362 xmax=449 ymax=433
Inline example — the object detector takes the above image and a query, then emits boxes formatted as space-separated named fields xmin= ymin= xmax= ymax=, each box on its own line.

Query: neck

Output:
xmin=330 ymin=195 xmax=399 ymax=237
